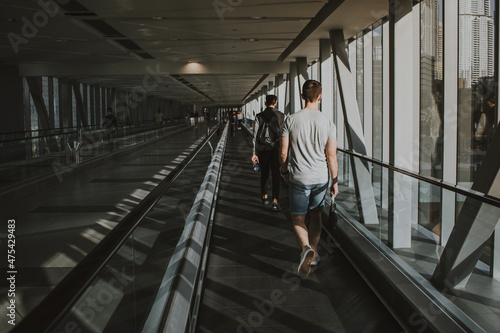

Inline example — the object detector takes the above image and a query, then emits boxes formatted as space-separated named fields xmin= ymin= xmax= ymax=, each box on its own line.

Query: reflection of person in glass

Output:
xmin=420 ymin=89 xmax=443 ymax=178
xmin=474 ymin=96 xmax=496 ymax=151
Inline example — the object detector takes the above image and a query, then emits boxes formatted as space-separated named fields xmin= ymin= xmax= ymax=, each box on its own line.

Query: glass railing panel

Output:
xmin=0 ymin=122 xmax=208 ymax=191
xmin=49 ymin=238 xmax=138 ymax=333
xmin=46 ymin=132 xmax=220 ymax=333
xmin=336 ymin=150 xmax=500 ymax=332
xmin=0 ymin=120 xmax=187 ymax=163
xmin=336 ymin=152 xmax=361 ymax=222
xmin=369 ymin=163 xmax=388 ymax=246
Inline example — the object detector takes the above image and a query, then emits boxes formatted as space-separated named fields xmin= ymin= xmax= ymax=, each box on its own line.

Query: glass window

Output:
xmin=29 ymin=95 xmax=38 ymax=132
xmin=80 ymin=84 xmax=85 ymax=111
xmin=72 ymin=87 xmax=77 ymax=127
xmin=372 ymin=21 xmax=384 ymax=203
xmin=420 ymin=0 xmax=444 ymax=180
xmin=418 ymin=0 xmax=444 ymax=241
xmin=356 ymin=32 xmax=365 ymax=126
xmin=372 ymin=22 xmax=383 ymax=162
xmin=41 ymin=76 xmax=53 ymax=129
xmin=53 ymin=78 xmax=60 ymax=128
xmin=42 ymin=77 xmax=49 ymax=112
xmin=88 ymin=85 xmax=92 ymax=126
xmin=458 ymin=0 xmax=497 ymax=186
xmin=103 ymin=88 xmax=109 ymax=115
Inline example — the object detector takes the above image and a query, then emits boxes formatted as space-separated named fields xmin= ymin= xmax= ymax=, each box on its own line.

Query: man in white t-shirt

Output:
xmin=280 ymin=80 xmax=339 ymax=278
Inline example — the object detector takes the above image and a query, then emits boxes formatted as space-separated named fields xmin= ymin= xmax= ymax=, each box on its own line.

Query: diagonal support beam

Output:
xmin=26 ymin=77 xmax=52 ymax=130
xmin=26 ymin=77 xmax=60 ymax=153
xmin=72 ymin=82 xmax=89 ymax=128
xmin=432 ymin=124 xmax=500 ymax=290
xmin=296 ymin=57 xmax=309 ymax=110
xmin=330 ymin=29 xmax=379 ymax=225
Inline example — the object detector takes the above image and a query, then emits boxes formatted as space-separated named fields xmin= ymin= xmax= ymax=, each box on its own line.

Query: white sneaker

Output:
xmin=298 ymin=245 xmax=315 ymax=278
xmin=310 ymin=253 xmax=320 ymax=266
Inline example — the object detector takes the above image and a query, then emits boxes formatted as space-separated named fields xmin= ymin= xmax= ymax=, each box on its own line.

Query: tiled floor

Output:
xmin=0 ymin=123 xmax=210 ymax=332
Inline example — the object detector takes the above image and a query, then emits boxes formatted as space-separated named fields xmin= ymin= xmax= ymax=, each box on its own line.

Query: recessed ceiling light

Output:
xmin=250 ymin=16 xmax=267 ymax=20
xmin=152 ymin=17 xmax=164 ymax=20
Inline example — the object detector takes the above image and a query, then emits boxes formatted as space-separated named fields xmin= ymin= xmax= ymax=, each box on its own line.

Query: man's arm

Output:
xmin=326 ymin=138 xmax=339 ymax=197
xmin=280 ymin=136 xmax=290 ymax=184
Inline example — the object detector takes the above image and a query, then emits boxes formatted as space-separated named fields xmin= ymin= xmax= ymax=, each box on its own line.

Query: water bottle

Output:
xmin=253 ymin=163 xmax=260 ymax=173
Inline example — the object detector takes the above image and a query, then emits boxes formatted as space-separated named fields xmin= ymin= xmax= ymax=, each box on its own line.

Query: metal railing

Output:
xmin=337 ymin=147 xmax=500 ymax=208
xmin=0 ymin=119 xmax=185 ymax=142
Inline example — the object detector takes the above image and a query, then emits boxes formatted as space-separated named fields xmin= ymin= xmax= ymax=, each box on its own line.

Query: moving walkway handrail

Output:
xmin=10 ymin=123 xmax=221 ymax=333
xmin=142 ymin=123 xmax=229 ymax=333
xmin=338 ymin=148 xmax=500 ymax=208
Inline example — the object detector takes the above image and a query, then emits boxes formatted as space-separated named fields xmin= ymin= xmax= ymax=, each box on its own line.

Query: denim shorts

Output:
xmin=289 ymin=182 xmax=328 ymax=215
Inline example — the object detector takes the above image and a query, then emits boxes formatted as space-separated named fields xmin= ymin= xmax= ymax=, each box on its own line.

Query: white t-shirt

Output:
xmin=281 ymin=108 xmax=336 ymax=185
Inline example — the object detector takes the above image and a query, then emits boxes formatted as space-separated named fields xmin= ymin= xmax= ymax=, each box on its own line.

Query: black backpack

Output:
xmin=257 ymin=112 xmax=280 ymax=150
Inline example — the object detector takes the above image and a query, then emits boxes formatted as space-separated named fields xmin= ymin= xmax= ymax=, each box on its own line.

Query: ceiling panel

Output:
xmin=1 ymin=0 xmax=388 ymax=106
xmin=80 ymin=0 xmax=326 ymax=18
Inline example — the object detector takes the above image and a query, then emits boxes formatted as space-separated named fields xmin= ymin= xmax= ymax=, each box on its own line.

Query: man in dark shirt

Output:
xmin=252 ymin=95 xmax=284 ymax=211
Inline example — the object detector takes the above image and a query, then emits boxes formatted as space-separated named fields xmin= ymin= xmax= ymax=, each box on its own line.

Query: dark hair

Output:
xmin=302 ymin=80 xmax=322 ymax=103
xmin=265 ymin=95 xmax=277 ymax=106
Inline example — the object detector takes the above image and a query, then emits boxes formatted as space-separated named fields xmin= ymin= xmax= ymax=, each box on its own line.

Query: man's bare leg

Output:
xmin=292 ymin=213 xmax=315 ymax=277
xmin=291 ymin=214 xmax=308 ymax=249
xmin=308 ymin=209 xmax=322 ymax=252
